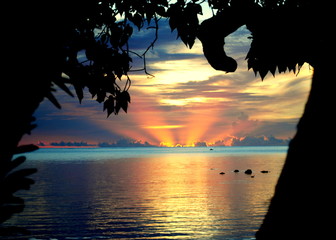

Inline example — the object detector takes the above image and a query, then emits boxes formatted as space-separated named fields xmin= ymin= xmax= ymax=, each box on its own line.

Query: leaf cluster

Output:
xmin=167 ymin=0 xmax=203 ymax=49
xmin=245 ymin=4 xmax=313 ymax=79
xmin=198 ymin=0 xmax=319 ymax=79
xmin=0 ymin=145 xmax=38 ymax=223
xmin=42 ymin=1 xmax=209 ymax=117
xmin=46 ymin=0 xmax=171 ymax=117
xmin=53 ymin=3 xmax=134 ymax=116
xmin=103 ymin=90 xmax=131 ymax=117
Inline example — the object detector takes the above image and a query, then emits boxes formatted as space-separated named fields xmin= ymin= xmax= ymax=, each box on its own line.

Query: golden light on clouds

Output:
xmin=143 ymin=125 xmax=184 ymax=129
xmin=21 ymin=25 xmax=313 ymax=147
xmin=160 ymin=97 xmax=219 ymax=106
xmin=148 ymin=58 xmax=218 ymax=85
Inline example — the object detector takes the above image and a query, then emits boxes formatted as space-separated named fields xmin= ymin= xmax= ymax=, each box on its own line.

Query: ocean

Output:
xmin=4 ymin=146 xmax=287 ymax=240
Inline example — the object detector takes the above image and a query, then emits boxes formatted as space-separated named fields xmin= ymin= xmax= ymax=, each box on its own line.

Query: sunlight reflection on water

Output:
xmin=6 ymin=147 xmax=286 ymax=240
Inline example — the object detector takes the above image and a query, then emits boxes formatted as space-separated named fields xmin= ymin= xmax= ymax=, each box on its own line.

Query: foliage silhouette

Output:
xmin=1 ymin=0 xmax=334 ymax=239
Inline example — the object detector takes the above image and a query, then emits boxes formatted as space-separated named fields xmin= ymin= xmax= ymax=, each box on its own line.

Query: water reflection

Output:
xmin=7 ymin=151 xmax=285 ymax=239
xmin=135 ymin=156 xmax=217 ymax=238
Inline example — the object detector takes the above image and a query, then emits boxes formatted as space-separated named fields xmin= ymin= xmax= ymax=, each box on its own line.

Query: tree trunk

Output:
xmin=0 ymin=43 xmax=50 ymax=223
xmin=256 ymin=59 xmax=335 ymax=239
xmin=0 ymin=2 xmax=59 ymax=224
xmin=1 ymin=0 xmax=68 ymax=160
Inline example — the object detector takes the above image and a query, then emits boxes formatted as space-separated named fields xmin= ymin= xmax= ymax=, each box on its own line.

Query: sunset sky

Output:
xmin=21 ymin=19 xmax=312 ymax=147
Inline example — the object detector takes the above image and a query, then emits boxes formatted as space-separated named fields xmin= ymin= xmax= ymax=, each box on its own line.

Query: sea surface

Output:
xmin=5 ymin=146 xmax=287 ymax=240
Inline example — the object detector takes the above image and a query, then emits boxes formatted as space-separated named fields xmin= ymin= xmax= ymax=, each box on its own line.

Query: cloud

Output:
xmin=237 ymin=112 xmax=249 ymax=121
xmin=194 ymin=141 xmax=208 ymax=147
xmin=231 ymin=135 xmax=290 ymax=146
xmin=48 ymin=141 xmax=96 ymax=147
xmin=247 ymin=120 xmax=299 ymax=139
xmin=98 ymin=138 xmax=153 ymax=147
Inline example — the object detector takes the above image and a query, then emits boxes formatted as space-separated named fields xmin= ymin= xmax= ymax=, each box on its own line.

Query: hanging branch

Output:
xmin=128 ymin=14 xmax=160 ymax=78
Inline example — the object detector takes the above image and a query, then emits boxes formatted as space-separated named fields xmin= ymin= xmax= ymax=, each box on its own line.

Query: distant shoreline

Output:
xmin=35 ymin=136 xmax=290 ymax=148
xmin=37 ymin=145 xmax=288 ymax=149
xmin=38 ymin=145 xmax=98 ymax=149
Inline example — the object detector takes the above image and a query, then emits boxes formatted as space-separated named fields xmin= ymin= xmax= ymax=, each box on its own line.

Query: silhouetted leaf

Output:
xmin=169 ymin=16 xmax=178 ymax=31
xmin=259 ymin=65 xmax=269 ymax=80
xmin=53 ymin=78 xmax=74 ymax=97
xmin=14 ymin=145 xmax=39 ymax=155
xmin=129 ymin=13 xmax=143 ymax=30
xmin=7 ymin=177 xmax=35 ymax=192
xmin=187 ymin=37 xmax=195 ymax=49
xmin=96 ymin=90 xmax=106 ymax=103
xmin=121 ymin=101 xmax=128 ymax=113
xmin=156 ymin=6 xmax=167 ymax=17
xmin=269 ymin=64 xmax=276 ymax=76
xmin=278 ymin=63 xmax=287 ymax=74
xmin=114 ymin=101 xmax=121 ymax=115
xmin=123 ymin=91 xmax=131 ymax=103
xmin=119 ymin=91 xmax=130 ymax=113
xmin=4 ymin=168 xmax=37 ymax=193
xmin=167 ymin=3 xmax=181 ymax=31
xmin=146 ymin=8 xmax=154 ymax=24
xmin=288 ymin=62 xmax=296 ymax=73
xmin=6 ymin=156 xmax=26 ymax=174
xmin=6 ymin=168 xmax=37 ymax=179
xmin=45 ymin=92 xmax=61 ymax=109
xmin=115 ymin=68 xmax=123 ymax=80
xmin=103 ymin=96 xmax=114 ymax=117
xmin=26 ymin=123 xmax=37 ymax=135
xmin=74 ymin=84 xmax=84 ymax=103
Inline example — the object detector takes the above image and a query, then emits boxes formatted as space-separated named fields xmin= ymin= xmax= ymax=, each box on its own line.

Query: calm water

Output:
xmin=5 ymin=146 xmax=287 ymax=240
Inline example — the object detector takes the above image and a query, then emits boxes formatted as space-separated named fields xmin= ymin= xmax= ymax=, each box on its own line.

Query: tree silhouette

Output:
xmin=199 ymin=1 xmax=333 ymax=239
xmin=1 ymin=0 xmax=334 ymax=238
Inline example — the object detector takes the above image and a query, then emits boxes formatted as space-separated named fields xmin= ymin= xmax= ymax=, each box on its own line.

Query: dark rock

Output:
xmin=245 ymin=169 xmax=253 ymax=174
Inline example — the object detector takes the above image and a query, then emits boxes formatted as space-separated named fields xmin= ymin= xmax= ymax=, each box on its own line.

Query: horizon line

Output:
xmin=37 ymin=145 xmax=289 ymax=148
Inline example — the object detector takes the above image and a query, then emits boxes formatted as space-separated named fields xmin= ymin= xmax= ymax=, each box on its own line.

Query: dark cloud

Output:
xmin=46 ymin=141 xmax=95 ymax=147
xmin=23 ymin=93 xmax=124 ymax=144
xmin=237 ymin=112 xmax=249 ymax=121
xmin=231 ymin=135 xmax=290 ymax=146
xmin=248 ymin=120 xmax=299 ymax=139
xmin=194 ymin=141 xmax=208 ymax=147
xmin=98 ymin=138 xmax=153 ymax=147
